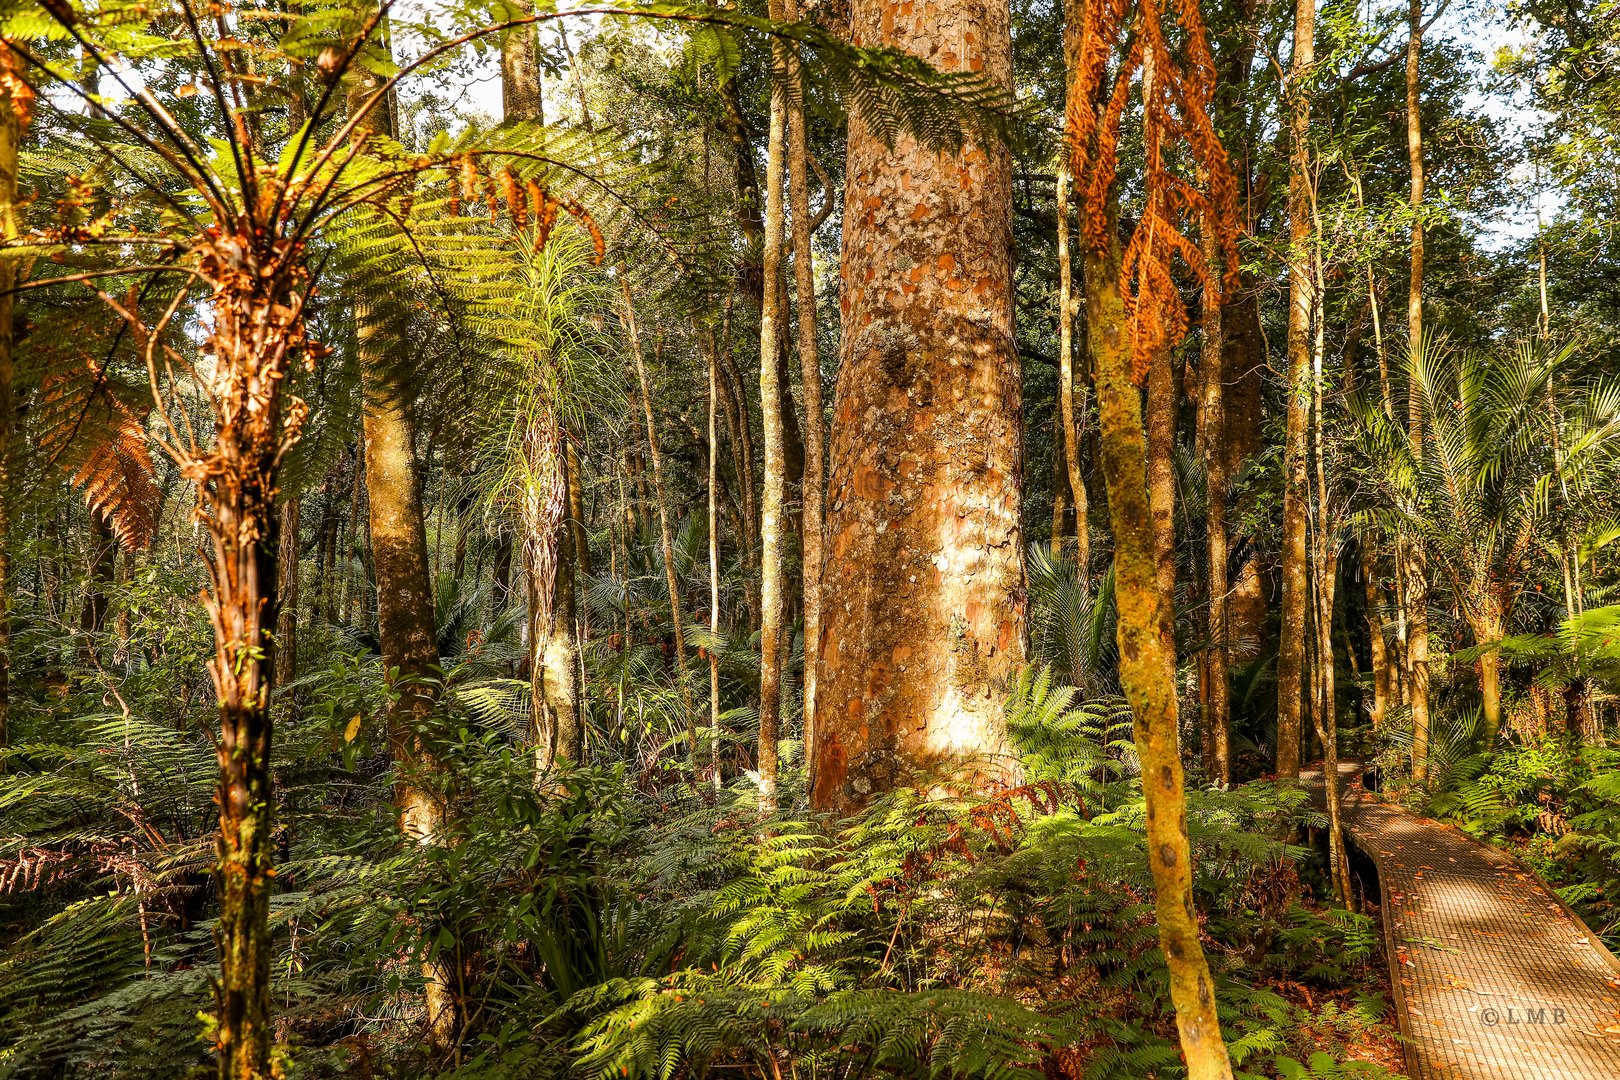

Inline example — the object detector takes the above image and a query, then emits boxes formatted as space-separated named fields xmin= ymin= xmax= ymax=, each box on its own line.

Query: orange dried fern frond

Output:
xmin=1066 ymin=0 xmax=1243 ymax=381
xmin=74 ymin=413 xmax=159 ymax=551
xmin=38 ymin=362 xmax=160 ymax=551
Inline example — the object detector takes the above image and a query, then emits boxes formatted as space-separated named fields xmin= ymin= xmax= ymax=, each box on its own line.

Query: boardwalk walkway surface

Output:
xmin=1312 ymin=762 xmax=1620 ymax=1079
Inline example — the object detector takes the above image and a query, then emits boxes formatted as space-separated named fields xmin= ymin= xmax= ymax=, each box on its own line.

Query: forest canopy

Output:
xmin=0 ymin=0 xmax=1618 ymax=1078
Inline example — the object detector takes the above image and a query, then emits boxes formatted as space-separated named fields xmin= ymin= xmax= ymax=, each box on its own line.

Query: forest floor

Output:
xmin=1314 ymin=762 xmax=1620 ymax=1079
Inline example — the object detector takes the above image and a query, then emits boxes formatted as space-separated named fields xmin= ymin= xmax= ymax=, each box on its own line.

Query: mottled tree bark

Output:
xmin=522 ymin=413 xmax=580 ymax=771
xmin=1276 ymin=0 xmax=1314 ymax=781
xmin=1146 ymin=342 xmax=1177 ymax=659
xmin=500 ymin=1 xmax=541 ymax=125
xmin=707 ymin=330 xmax=725 ymax=790
xmin=813 ymin=0 xmax=1024 ymax=812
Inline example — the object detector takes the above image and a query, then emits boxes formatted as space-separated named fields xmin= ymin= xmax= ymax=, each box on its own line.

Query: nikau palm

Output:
xmin=1355 ymin=337 xmax=1620 ymax=750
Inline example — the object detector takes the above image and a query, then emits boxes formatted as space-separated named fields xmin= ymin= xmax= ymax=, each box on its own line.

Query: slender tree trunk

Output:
xmin=0 ymin=60 xmax=21 ymax=767
xmin=348 ymin=59 xmax=455 ymax=1047
xmin=80 ymin=515 xmax=115 ymax=662
xmin=707 ymin=330 xmax=725 ymax=790
xmin=274 ymin=497 xmax=299 ymax=719
xmin=1404 ymin=0 xmax=1432 ymax=783
xmin=623 ymin=282 xmax=697 ymax=747
xmin=1362 ymin=545 xmax=1389 ymax=729
xmin=813 ymin=0 xmax=1024 ymax=812
xmin=785 ymin=0 xmax=827 ymax=779
xmin=1276 ymin=0 xmax=1314 ymax=781
xmin=343 ymin=435 xmax=366 ymax=625
xmin=1051 ymin=431 xmax=1068 ymax=551
xmin=1309 ymin=261 xmax=1351 ymax=905
xmin=1056 ymin=162 xmax=1090 ymax=579
xmin=1311 ymin=535 xmax=1350 ymax=904
xmin=1221 ymin=285 xmax=1267 ymax=660
xmin=1199 ymin=221 xmax=1231 ymax=786
xmin=717 ymin=340 xmax=760 ymax=626
xmin=1084 ymin=211 xmax=1234 ymax=1080
xmin=756 ymin=19 xmax=789 ymax=813
xmin=567 ymin=439 xmax=590 ymax=579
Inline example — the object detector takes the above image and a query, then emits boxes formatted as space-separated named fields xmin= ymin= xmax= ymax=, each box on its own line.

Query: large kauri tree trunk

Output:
xmin=812 ymin=0 xmax=1024 ymax=812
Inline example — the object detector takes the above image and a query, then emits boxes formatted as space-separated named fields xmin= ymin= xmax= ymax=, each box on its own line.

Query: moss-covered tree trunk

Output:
xmin=1086 ymin=237 xmax=1235 ymax=1080
xmin=812 ymin=0 xmax=1024 ymax=812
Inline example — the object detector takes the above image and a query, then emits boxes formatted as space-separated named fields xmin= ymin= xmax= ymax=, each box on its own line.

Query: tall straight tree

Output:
xmin=812 ymin=0 xmax=1024 ymax=811
xmin=785 ymin=0 xmax=827 ymax=770
xmin=757 ymin=2 xmax=790 ymax=812
xmin=1276 ymin=0 xmax=1314 ymax=781
xmin=624 ymin=284 xmax=696 ymax=742
xmin=1056 ymin=161 xmax=1089 ymax=577
xmin=1404 ymin=0 xmax=1432 ymax=779
xmin=1199 ymin=217 xmax=1231 ymax=784
xmin=347 ymin=45 xmax=457 ymax=1049
xmin=349 ymin=59 xmax=442 ymax=846
xmin=0 ymin=49 xmax=21 ymax=768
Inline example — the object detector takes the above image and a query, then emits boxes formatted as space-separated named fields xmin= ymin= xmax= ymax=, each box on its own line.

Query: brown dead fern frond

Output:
xmin=1066 ymin=0 xmax=1243 ymax=381
xmin=37 ymin=361 xmax=160 ymax=550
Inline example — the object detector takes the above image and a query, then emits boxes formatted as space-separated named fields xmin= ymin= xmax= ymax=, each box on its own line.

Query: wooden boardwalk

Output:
xmin=1314 ymin=763 xmax=1620 ymax=1079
